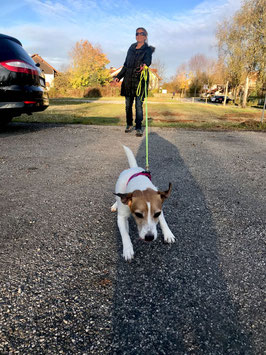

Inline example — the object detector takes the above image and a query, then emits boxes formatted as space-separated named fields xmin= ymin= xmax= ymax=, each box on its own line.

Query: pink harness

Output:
xmin=126 ymin=171 xmax=152 ymax=186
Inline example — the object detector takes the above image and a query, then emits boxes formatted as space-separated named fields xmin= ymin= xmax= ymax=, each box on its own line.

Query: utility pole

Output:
xmin=242 ymin=76 xmax=249 ymax=108
xmin=261 ymin=93 xmax=266 ymax=124
xmin=223 ymin=81 xmax=229 ymax=106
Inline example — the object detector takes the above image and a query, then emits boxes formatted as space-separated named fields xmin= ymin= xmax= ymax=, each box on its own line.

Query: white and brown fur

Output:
xmin=111 ymin=146 xmax=175 ymax=261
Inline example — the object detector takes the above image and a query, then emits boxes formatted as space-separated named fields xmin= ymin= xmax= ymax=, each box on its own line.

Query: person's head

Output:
xmin=136 ymin=27 xmax=148 ymax=44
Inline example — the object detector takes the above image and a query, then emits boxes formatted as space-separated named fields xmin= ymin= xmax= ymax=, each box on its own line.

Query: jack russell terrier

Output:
xmin=111 ymin=146 xmax=175 ymax=261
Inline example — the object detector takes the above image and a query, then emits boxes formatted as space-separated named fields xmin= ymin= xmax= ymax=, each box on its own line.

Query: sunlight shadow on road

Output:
xmin=111 ymin=132 xmax=251 ymax=353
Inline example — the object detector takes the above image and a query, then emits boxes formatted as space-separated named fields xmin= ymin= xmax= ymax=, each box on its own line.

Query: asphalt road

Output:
xmin=0 ymin=123 xmax=265 ymax=354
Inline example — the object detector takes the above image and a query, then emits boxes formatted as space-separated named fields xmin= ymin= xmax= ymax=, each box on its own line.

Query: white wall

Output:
xmin=44 ymin=74 xmax=54 ymax=90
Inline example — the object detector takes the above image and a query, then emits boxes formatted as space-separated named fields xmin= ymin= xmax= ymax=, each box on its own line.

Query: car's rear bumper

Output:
xmin=0 ymin=100 xmax=49 ymax=111
xmin=0 ymin=85 xmax=49 ymax=118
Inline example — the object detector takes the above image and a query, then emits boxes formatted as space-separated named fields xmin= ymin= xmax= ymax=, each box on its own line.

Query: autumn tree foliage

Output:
xmin=165 ymin=54 xmax=224 ymax=96
xmin=53 ymin=71 xmax=71 ymax=90
xmin=188 ymin=54 xmax=218 ymax=95
xmin=171 ymin=64 xmax=191 ymax=96
xmin=69 ymin=40 xmax=111 ymax=88
xmin=216 ymin=0 xmax=265 ymax=107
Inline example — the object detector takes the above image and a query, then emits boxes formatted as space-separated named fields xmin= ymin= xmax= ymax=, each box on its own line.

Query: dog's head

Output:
xmin=115 ymin=183 xmax=172 ymax=242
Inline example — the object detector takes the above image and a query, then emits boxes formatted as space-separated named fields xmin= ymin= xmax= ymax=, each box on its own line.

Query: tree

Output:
xmin=211 ymin=59 xmax=227 ymax=86
xmin=48 ymin=71 xmax=72 ymax=97
xmin=69 ymin=40 xmax=111 ymax=88
xmin=165 ymin=54 xmax=223 ymax=97
xmin=172 ymin=64 xmax=190 ymax=97
xmin=188 ymin=54 xmax=221 ymax=95
xmin=216 ymin=0 xmax=265 ymax=107
xmin=189 ymin=54 xmax=209 ymax=75
xmin=54 ymin=71 xmax=71 ymax=89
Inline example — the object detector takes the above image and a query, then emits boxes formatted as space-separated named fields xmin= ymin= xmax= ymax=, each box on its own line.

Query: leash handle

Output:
xmin=136 ymin=66 xmax=148 ymax=101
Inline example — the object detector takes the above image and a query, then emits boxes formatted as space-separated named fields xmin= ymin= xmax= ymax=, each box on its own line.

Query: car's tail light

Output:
xmin=0 ymin=60 xmax=38 ymax=75
xmin=24 ymin=101 xmax=37 ymax=104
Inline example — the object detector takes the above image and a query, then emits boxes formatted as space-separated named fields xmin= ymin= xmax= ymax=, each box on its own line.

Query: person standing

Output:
xmin=115 ymin=28 xmax=155 ymax=136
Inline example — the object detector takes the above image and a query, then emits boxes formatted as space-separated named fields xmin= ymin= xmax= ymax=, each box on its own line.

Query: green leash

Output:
xmin=136 ymin=66 xmax=150 ymax=172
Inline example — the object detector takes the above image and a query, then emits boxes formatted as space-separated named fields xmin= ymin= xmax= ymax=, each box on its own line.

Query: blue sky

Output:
xmin=0 ymin=0 xmax=242 ymax=79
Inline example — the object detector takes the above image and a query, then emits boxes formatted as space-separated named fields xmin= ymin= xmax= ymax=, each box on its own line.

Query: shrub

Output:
xmin=48 ymin=83 xmax=121 ymax=98
xmin=84 ymin=88 xmax=102 ymax=98
xmin=247 ymin=96 xmax=264 ymax=106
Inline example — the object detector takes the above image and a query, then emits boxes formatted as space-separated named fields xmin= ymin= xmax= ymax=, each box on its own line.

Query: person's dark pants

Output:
xmin=125 ymin=96 xmax=143 ymax=130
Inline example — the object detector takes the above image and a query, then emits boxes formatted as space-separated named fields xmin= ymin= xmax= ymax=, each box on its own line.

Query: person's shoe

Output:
xmin=136 ymin=129 xmax=143 ymax=137
xmin=125 ymin=125 xmax=134 ymax=133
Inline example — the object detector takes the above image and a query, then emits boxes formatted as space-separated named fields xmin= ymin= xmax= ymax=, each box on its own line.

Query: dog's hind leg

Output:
xmin=111 ymin=201 xmax=117 ymax=212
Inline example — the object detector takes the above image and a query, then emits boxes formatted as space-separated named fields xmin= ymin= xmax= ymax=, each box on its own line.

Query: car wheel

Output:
xmin=0 ymin=116 xmax=13 ymax=128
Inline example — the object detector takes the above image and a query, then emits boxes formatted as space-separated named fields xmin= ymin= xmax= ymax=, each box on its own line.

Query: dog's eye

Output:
xmin=135 ymin=212 xmax=144 ymax=219
xmin=154 ymin=211 xmax=161 ymax=218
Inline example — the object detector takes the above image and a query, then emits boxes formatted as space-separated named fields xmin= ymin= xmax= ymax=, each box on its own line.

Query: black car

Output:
xmin=211 ymin=95 xmax=232 ymax=104
xmin=0 ymin=33 xmax=49 ymax=126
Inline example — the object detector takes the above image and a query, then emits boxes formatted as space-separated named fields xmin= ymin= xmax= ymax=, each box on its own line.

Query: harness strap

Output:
xmin=126 ymin=171 xmax=152 ymax=186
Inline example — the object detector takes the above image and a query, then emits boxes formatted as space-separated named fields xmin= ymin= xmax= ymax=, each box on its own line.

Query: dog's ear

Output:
xmin=114 ymin=192 xmax=133 ymax=206
xmin=158 ymin=183 xmax=172 ymax=202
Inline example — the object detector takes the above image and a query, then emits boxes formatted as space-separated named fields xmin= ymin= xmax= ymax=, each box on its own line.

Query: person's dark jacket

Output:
xmin=116 ymin=42 xmax=155 ymax=97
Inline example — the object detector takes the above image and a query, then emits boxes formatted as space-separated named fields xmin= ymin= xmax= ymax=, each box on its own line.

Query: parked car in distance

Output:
xmin=200 ymin=93 xmax=211 ymax=101
xmin=211 ymin=95 xmax=232 ymax=104
xmin=0 ymin=33 xmax=49 ymax=126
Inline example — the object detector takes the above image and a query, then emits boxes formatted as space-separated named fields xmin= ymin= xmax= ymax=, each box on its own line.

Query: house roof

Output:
xmin=110 ymin=66 xmax=123 ymax=77
xmin=31 ymin=54 xmax=58 ymax=75
xmin=149 ymin=68 xmax=161 ymax=80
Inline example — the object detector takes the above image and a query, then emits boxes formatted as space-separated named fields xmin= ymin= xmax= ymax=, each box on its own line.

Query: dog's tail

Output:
xmin=123 ymin=145 xmax=138 ymax=168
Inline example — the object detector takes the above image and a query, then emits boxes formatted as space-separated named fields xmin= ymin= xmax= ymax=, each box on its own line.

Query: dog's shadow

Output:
xmin=110 ymin=132 xmax=250 ymax=353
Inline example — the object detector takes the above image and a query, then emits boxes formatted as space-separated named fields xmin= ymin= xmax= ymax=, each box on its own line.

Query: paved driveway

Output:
xmin=0 ymin=123 xmax=265 ymax=354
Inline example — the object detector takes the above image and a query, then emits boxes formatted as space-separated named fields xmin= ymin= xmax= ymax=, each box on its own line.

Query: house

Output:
xmin=109 ymin=66 xmax=123 ymax=87
xmin=110 ymin=66 xmax=123 ymax=79
xmin=31 ymin=54 xmax=58 ymax=90
xmin=109 ymin=66 xmax=160 ymax=90
xmin=149 ymin=68 xmax=160 ymax=90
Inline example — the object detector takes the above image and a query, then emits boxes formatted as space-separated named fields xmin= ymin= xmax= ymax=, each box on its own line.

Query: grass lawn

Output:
xmin=15 ymin=97 xmax=266 ymax=131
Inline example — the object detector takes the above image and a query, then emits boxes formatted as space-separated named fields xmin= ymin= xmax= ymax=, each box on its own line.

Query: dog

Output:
xmin=111 ymin=145 xmax=175 ymax=261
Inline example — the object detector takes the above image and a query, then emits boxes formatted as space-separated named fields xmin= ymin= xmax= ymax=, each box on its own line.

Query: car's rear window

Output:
xmin=0 ymin=38 xmax=36 ymax=66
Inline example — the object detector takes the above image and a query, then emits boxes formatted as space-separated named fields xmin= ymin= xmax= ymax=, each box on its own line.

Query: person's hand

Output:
xmin=139 ymin=64 xmax=147 ymax=71
xmin=114 ymin=78 xmax=120 ymax=83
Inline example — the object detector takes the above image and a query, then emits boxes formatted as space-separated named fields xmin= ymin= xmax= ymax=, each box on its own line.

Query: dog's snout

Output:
xmin=145 ymin=233 xmax=154 ymax=242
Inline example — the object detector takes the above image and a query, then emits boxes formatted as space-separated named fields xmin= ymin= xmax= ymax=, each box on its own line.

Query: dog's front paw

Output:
xmin=111 ymin=202 xmax=117 ymax=212
xmin=164 ymin=231 xmax=175 ymax=244
xmin=123 ymin=245 xmax=134 ymax=261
